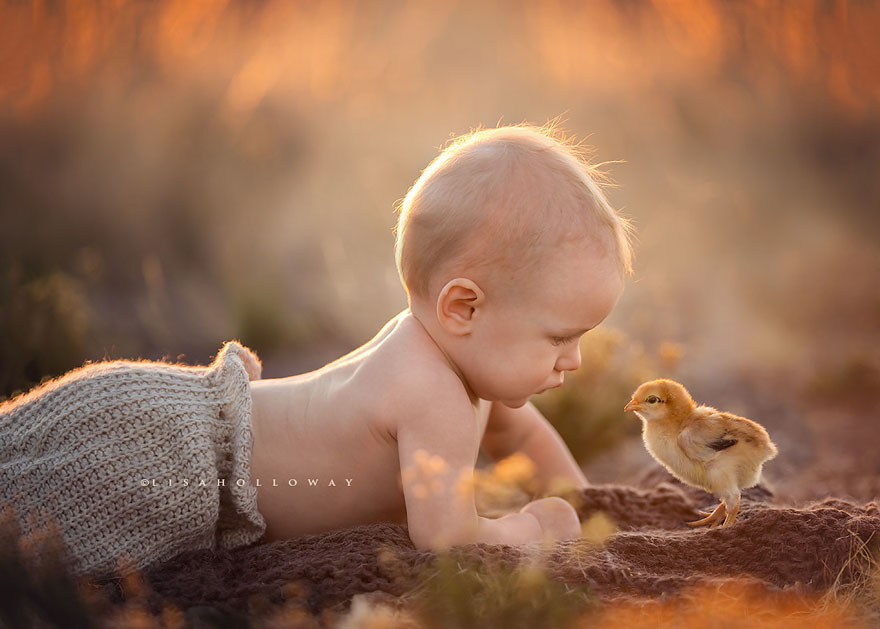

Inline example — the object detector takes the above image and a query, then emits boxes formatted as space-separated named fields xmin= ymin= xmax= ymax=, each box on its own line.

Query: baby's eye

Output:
xmin=646 ymin=395 xmax=661 ymax=404
xmin=551 ymin=336 xmax=575 ymax=346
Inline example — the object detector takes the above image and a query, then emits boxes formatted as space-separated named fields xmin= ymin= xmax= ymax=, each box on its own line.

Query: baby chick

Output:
xmin=624 ymin=379 xmax=778 ymax=528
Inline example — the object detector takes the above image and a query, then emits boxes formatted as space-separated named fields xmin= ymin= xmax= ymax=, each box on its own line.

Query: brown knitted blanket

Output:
xmin=77 ymin=466 xmax=876 ymax=619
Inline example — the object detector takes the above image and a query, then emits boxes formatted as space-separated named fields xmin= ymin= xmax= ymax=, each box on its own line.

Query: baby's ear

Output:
xmin=436 ymin=278 xmax=484 ymax=335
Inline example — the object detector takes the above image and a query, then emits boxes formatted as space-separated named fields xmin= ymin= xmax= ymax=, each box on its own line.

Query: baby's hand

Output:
xmin=519 ymin=497 xmax=581 ymax=542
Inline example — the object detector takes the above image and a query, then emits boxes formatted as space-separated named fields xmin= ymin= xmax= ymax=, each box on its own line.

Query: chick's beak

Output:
xmin=623 ymin=399 xmax=643 ymax=412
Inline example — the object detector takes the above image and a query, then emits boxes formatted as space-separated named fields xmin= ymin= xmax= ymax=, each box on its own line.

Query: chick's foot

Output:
xmin=686 ymin=502 xmax=726 ymax=527
xmin=721 ymin=495 xmax=741 ymax=527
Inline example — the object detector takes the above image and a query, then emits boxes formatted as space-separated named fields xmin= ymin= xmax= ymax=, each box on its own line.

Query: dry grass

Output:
xmin=402 ymin=551 xmax=597 ymax=629
xmin=816 ymin=529 xmax=880 ymax=627
xmin=343 ymin=544 xmax=880 ymax=629
xmin=583 ymin=580 xmax=870 ymax=629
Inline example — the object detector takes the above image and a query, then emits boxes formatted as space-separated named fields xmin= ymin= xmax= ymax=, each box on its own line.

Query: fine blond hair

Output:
xmin=393 ymin=122 xmax=635 ymax=303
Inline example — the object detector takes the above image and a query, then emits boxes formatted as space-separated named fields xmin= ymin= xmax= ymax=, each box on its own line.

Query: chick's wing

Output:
xmin=677 ymin=412 xmax=740 ymax=463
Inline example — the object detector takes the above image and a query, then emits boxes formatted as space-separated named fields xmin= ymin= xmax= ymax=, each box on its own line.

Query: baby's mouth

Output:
xmin=538 ymin=379 xmax=563 ymax=394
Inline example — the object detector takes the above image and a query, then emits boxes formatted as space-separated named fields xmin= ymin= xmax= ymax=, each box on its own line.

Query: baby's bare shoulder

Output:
xmin=401 ymin=356 xmax=467 ymax=405
xmin=367 ymin=338 xmax=472 ymax=428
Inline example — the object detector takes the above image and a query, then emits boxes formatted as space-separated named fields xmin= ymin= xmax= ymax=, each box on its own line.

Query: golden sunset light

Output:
xmin=2 ymin=1 xmax=878 ymax=626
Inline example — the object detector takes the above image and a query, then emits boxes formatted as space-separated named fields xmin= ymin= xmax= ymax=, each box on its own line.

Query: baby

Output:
xmin=248 ymin=124 xmax=633 ymax=550
xmin=0 ymin=123 xmax=633 ymax=578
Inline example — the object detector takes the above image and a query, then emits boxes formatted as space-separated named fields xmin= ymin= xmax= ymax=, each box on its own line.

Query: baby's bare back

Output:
xmin=247 ymin=310 xmax=488 ymax=541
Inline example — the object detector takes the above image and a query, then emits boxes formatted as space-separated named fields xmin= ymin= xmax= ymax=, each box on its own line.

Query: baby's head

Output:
xmin=394 ymin=123 xmax=635 ymax=406
xmin=395 ymin=123 xmax=633 ymax=305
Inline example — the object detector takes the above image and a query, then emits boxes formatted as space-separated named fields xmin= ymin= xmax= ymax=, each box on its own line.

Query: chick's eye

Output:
xmin=646 ymin=395 xmax=661 ymax=404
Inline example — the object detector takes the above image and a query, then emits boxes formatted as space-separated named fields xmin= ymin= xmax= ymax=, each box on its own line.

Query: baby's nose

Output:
xmin=555 ymin=344 xmax=581 ymax=372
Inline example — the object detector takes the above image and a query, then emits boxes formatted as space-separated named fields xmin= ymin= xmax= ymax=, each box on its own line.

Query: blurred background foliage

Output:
xmin=1 ymin=0 xmax=878 ymax=488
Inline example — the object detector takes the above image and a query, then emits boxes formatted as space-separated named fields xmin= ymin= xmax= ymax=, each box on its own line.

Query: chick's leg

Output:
xmin=686 ymin=501 xmax=726 ymax=527
xmin=721 ymin=493 xmax=741 ymax=527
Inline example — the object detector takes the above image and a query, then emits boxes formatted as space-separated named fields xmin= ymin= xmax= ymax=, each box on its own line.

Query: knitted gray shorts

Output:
xmin=0 ymin=341 xmax=267 ymax=578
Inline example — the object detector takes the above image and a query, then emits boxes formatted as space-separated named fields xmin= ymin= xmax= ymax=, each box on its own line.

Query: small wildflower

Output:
xmin=659 ymin=341 xmax=683 ymax=371
xmin=580 ymin=511 xmax=617 ymax=546
xmin=493 ymin=452 xmax=536 ymax=485
xmin=455 ymin=468 xmax=475 ymax=498
xmin=428 ymin=454 xmax=447 ymax=475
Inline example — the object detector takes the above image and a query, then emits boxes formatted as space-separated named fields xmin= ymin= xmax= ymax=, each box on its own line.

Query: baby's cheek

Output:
xmin=508 ymin=352 xmax=550 ymax=383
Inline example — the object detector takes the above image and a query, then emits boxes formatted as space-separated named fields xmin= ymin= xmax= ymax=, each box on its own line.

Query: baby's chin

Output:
xmin=499 ymin=396 xmax=531 ymax=409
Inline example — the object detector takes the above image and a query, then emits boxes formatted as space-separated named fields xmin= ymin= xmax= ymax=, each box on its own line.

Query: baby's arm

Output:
xmin=397 ymin=389 xmax=573 ymax=549
xmin=482 ymin=400 xmax=588 ymax=496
